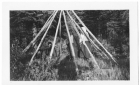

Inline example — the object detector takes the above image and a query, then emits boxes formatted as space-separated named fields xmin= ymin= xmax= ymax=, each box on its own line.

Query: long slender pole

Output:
xmin=63 ymin=11 xmax=79 ymax=71
xmin=59 ymin=16 xmax=62 ymax=57
xmin=66 ymin=11 xmax=100 ymax=69
xmin=71 ymin=10 xmax=117 ymax=63
xmin=63 ymin=11 xmax=75 ymax=57
xmin=67 ymin=11 xmax=108 ymax=60
xmin=29 ymin=10 xmax=58 ymax=65
xmin=83 ymin=41 xmax=100 ymax=69
xmin=67 ymin=11 xmax=100 ymax=51
xmin=50 ymin=10 xmax=62 ymax=60
xmin=66 ymin=11 xmax=80 ymax=37
xmin=22 ymin=10 xmax=57 ymax=53
xmin=67 ymin=13 xmax=87 ymax=59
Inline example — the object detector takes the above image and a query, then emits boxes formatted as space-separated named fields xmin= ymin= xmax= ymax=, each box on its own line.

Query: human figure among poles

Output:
xmin=79 ymin=27 xmax=92 ymax=59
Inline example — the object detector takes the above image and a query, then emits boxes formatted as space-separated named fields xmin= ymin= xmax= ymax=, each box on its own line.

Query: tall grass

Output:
xmin=77 ymin=58 xmax=129 ymax=80
xmin=76 ymin=38 xmax=130 ymax=80
xmin=10 ymin=38 xmax=129 ymax=80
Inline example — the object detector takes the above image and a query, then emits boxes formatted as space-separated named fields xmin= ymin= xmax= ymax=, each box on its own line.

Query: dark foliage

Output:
xmin=55 ymin=55 xmax=77 ymax=80
xmin=10 ymin=10 xmax=129 ymax=80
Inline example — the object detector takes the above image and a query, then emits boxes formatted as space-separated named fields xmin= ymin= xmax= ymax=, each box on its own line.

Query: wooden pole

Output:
xmin=71 ymin=10 xmax=117 ymax=63
xmin=67 ymin=11 xmax=100 ymax=51
xmin=63 ymin=11 xmax=75 ymax=57
xmin=66 ymin=11 xmax=100 ymax=69
xmin=67 ymin=13 xmax=87 ymax=59
xmin=50 ymin=10 xmax=62 ymax=59
xmin=63 ymin=11 xmax=78 ymax=72
xmin=83 ymin=42 xmax=100 ymax=69
xmin=66 ymin=11 xmax=80 ymax=37
xmin=59 ymin=16 xmax=62 ymax=57
xmin=22 ymin=10 xmax=57 ymax=53
xmin=29 ymin=10 xmax=58 ymax=65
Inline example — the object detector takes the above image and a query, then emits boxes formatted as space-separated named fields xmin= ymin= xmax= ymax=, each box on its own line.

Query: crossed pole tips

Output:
xmin=22 ymin=10 xmax=117 ymax=67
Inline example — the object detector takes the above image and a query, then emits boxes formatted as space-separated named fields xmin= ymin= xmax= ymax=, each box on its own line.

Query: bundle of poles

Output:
xmin=22 ymin=10 xmax=117 ymax=69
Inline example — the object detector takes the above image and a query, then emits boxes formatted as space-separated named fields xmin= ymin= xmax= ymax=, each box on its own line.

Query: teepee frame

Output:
xmin=22 ymin=10 xmax=117 ymax=68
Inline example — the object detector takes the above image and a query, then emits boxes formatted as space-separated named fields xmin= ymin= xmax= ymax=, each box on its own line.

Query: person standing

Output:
xmin=79 ymin=27 xmax=91 ymax=59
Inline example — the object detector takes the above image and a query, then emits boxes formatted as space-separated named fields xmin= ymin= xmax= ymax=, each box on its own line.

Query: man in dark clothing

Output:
xmin=57 ymin=55 xmax=77 ymax=80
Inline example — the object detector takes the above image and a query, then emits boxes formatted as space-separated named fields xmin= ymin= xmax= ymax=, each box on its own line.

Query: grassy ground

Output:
xmin=10 ymin=38 xmax=130 ymax=81
xmin=76 ymin=58 xmax=130 ymax=80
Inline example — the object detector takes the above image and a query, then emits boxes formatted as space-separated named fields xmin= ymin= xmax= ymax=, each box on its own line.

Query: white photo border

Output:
xmin=2 ymin=2 xmax=138 ymax=85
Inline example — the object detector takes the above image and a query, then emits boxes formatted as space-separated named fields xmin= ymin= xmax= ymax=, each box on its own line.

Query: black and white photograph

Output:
xmin=1 ymin=2 xmax=138 ymax=84
xmin=10 ymin=10 xmax=130 ymax=81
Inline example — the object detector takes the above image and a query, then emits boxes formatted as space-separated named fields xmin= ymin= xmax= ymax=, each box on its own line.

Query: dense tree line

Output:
xmin=10 ymin=10 xmax=129 ymax=80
